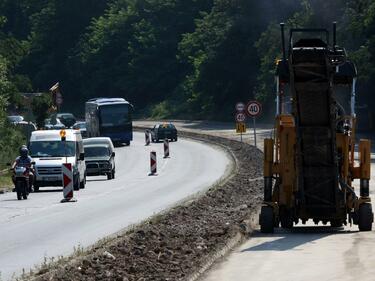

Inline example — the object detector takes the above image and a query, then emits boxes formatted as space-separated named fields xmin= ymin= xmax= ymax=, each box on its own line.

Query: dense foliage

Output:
xmin=0 ymin=0 xmax=374 ymax=122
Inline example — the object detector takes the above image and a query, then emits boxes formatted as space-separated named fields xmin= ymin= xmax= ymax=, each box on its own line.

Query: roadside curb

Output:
xmin=187 ymin=208 xmax=261 ymax=281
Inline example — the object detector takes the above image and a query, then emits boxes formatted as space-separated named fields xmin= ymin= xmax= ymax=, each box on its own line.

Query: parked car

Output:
xmin=14 ymin=121 xmax=37 ymax=142
xmin=57 ymin=113 xmax=76 ymax=128
xmin=44 ymin=118 xmax=65 ymax=130
xmin=7 ymin=115 xmax=24 ymax=124
xmin=151 ymin=123 xmax=178 ymax=142
xmin=29 ymin=129 xmax=86 ymax=191
xmin=84 ymin=142 xmax=115 ymax=180
xmin=73 ymin=122 xmax=87 ymax=138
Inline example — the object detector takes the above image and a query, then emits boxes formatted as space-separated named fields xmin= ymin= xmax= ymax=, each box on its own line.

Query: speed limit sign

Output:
xmin=235 ymin=112 xmax=246 ymax=123
xmin=246 ymin=101 xmax=262 ymax=117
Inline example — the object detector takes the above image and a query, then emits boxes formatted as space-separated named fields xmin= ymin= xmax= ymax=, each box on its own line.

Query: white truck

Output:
xmin=29 ymin=129 xmax=86 ymax=191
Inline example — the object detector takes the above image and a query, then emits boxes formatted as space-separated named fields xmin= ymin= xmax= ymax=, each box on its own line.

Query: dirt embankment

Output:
xmin=28 ymin=132 xmax=263 ymax=281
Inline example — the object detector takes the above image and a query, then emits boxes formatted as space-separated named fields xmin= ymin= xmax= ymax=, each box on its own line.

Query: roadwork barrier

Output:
xmin=61 ymin=163 xmax=77 ymax=203
xmin=163 ymin=139 xmax=170 ymax=158
xmin=149 ymin=151 xmax=157 ymax=176
xmin=145 ymin=130 xmax=150 ymax=146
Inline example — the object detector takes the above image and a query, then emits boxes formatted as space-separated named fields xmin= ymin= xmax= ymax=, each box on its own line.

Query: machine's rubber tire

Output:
xmin=33 ymin=185 xmax=39 ymax=192
xmin=330 ymin=220 xmax=342 ymax=227
xmin=107 ymin=172 xmax=113 ymax=180
xmin=260 ymin=206 xmax=274 ymax=233
xmin=359 ymin=203 xmax=373 ymax=231
xmin=280 ymin=207 xmax=294 ymax=229
xmin=112 ymin=170 xmax=115 ymax=179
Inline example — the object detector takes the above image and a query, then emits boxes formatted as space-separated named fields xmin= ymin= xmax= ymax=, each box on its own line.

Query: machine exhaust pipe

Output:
xmin=280 ymin=23 xmax=286 ymax=61
xmin=333 ymin=22 xmax=337 ymax=49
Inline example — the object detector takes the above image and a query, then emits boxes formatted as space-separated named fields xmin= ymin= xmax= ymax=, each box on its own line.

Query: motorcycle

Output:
xmin=13 ymin=165 xmax=30 ymax=200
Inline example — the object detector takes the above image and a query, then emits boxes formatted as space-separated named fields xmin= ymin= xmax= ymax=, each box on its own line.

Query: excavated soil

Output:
xmin=28 ymin=132 xmax=263 ymax=281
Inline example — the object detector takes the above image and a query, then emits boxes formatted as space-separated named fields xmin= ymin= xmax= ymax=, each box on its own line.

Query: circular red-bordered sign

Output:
xmin=245 ymin=101 xmax=262 ymax=117
xmin=235 ymin=112 xmax=246 ymax=122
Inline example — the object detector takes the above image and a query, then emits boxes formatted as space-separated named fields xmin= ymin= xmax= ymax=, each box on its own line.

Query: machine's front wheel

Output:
xmin=280 ymin=207 xmax=294 ymax=229
xmin=260 ymin=206 xmax=274 ymax=233
xmin=359 ymin=203 xmax=373 ymax=231
xmin=330 ymin=219 xmax=343 ymax=227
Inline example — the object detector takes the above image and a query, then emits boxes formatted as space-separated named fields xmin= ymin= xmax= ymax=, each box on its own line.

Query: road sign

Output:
xmin=235 ymin=102 xmax=246 ymax=112
xmin=55 ymin=92 xmax=64 ymax=105
xmin=246 ymin=101 xmax=262 ymax=117
xmin=236 ymin=122 xmax=246 ymax=133
xmin=235 ymin=112 xmax=247 ymax=123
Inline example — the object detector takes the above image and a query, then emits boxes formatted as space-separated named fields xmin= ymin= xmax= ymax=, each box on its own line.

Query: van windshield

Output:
xmin=85 ymin=146 xmax=110 ymax=157
xmin=30 ymin=141 xmax=76 ymax=157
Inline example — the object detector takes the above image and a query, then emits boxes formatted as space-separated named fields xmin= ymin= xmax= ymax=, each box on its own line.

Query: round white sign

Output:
xmin=235 ymin=112 xmax=246 ymax=122
xmin=235 ymin=102 xmax=246 ymax=112
xmin=246 ymin=101 xmax=262 ymax=117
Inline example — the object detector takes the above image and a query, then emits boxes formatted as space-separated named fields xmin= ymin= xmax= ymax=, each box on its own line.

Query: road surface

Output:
xmin=0 ymin=132 xmax=231 ymax=280
xmin=134 ymin=120 xmax=273 ymax=150
xmin=202 ymin=148 xmax=375 ymax=281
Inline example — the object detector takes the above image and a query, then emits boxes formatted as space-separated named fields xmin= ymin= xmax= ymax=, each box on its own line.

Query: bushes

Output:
xmin=0 ymin=95 xmax=25 ymax=166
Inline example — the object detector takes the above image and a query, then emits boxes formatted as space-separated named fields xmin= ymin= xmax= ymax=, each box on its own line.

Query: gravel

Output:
xmin=26 ymin=131 xmax=263 ymax=281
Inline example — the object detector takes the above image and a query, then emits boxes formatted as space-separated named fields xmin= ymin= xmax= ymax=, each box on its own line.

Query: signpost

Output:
xmin=50 ymin=82 xmax=62 ymax=111
xmin=245 ymin=101 xmax=262 ymax=147
xmin=235 ymin=107 xmax=247 ymax=142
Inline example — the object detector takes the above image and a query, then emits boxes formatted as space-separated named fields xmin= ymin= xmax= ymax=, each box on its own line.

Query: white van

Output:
xmin=29 ymin=130 xmax=86 ymax=191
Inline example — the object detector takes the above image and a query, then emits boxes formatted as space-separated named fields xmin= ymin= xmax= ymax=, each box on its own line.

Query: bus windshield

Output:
xmin=99 ymin=104 xmax=129 ymax=127
xmin=30 ymin=141 xmax=76 ymax=157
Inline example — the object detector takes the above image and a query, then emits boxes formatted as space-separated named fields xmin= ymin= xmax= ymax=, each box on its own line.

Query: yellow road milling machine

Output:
xmin=260 ymin=23 xmax=373 ymax=233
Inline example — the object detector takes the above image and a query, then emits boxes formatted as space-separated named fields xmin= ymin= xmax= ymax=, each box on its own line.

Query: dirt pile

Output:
xmin=30 ymin=132 xmax=263 ymax=281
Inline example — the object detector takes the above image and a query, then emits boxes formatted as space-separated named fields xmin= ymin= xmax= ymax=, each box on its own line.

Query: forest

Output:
xmin=0 ymin=0 xmax=374 ymax=122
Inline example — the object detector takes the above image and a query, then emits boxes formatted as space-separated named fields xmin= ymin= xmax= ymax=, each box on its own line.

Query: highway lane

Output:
xmin=202 ymin=150 xmax=375 ymax=281
xmin=0 ymin=132 xmax=231 ymax=280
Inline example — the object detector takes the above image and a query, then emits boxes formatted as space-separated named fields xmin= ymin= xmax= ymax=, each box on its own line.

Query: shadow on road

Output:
xmin=34 ymin=188 xmax=62 ymax=193
xmin=242 ymin=226 xmax=356 ymax=252
xmin=86 ymin=178 xmax=107 ymax=182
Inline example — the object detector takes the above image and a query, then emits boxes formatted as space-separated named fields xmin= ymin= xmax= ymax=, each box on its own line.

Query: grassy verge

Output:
xmin=0 ymin=171 xmax=13 ymax=194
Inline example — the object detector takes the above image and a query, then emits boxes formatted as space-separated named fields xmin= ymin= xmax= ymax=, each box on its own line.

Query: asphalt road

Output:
xmin=0 ymin=132 xmax=231 ymax=280
xmin=202 ymin=149 xmax=375 ymax=281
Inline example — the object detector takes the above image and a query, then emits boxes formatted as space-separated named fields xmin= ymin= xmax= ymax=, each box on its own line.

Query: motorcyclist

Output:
xmin=12 ymin=145 xmax=34 ymax=193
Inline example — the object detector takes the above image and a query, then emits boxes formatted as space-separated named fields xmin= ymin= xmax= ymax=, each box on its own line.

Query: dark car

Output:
xmin=57 ymin=113 xmax=76 ymax=128
xmin=151 ymin=123 xmax=178 ymax=142
xmin=84 ymin=143 xmax=115 ymax=180
xmin=73 ymin=122 xmax=87 ymax=138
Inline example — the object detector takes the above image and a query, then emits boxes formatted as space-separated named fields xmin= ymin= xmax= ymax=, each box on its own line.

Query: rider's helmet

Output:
xmin=19 ymin=145 xmax=29 ymax=159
